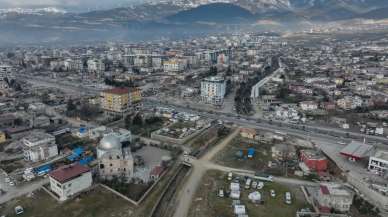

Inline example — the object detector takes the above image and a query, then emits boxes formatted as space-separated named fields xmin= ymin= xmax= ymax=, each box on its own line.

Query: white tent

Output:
xmin=230 ymin=190 xmax=241 ymax=199
xmin=248 ymin=191 xmax=261 ymax=203
xmin=234 ymin=205 xmax=246 ymax=215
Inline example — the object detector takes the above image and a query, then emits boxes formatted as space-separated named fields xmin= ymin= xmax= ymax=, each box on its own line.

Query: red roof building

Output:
xmin=49 ymin=163 xmax=91 ymax=183
xmin=300 ymin=149 xmax=328 ymax=172
xmin=102 ymin=87 xmax=130 ymax=95
xmin=340 ymin=141 xmax=374 ymax=161
xmin=49 ymin=163 xmax=92 ymax=201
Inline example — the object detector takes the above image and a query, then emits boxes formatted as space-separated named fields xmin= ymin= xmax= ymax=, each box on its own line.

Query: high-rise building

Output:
xmin=201 ymin=76 xmax=226 ymax=105
xmin=100 ymin=88 xmax=130 ymax=115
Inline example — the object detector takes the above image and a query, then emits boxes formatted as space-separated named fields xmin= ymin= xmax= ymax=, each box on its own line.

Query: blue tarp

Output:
xmin=73 ymin=147 xmax=84 ymax=156
xmin=79 ymin=127 xmax=87 ymax=134
xmin=248 ymin=148 xmax=255 ymax=158
xmin=79 ymin=156 xmax=94 ymax=165
xmin=34 ymin=164 xmax=52 ymax=175
xmin=67 ymin=147 xmax=85 ymax=162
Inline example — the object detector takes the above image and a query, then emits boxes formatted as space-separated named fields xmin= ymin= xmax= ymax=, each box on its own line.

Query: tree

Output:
xmin=209 ymin=66 xmax=218 ymax=76
xmin=124 ymin=114 xmax=132 ymax=129
xmin=66 ymin=99 xmax=77 ymax=112
xmin=132 ymin=113 xmax=143 ymax=126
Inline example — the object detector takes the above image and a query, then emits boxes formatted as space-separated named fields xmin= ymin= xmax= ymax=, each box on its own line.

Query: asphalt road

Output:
xmin=143 ymin=98 xmax=388 ymax=145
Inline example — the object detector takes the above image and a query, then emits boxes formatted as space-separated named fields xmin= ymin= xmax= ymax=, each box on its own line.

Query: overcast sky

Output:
xmin=0 ymin=0 xmax=144 ymax=11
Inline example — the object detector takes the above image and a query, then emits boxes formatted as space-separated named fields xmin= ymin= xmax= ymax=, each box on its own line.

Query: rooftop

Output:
xmin=49 ymin=163 xmax=90 ymax=183
xmin=340 ymin=141 xmax=373 ymax=159
xmin=102 ymin=87 xmax=129 ymax=95
xmin=320 ymin=183 xmax=352 ymax=197
xmin=204 ymin=76 xmax=224 ymax=83
xmin=373 ymin=150 xmax=388 ymax=161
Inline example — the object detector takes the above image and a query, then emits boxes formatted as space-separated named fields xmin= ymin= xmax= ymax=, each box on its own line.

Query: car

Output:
xmin=251 ymin=181 xmax=258 ymax=189
xmin=285 ymin=192 xmax=292 ymax=204
xmin=270 ymin=189 xmax=276 ymax=197
xmin=227 ymin=172 xmax=233 ymax=181
xmin=257 ymin=182 xmax=264 ymax=189
xmin=15 ymin=206 xmax=24 ymax=215
xmin=9 ymin=181 xmax=15 ymax=186
xmin=218 ymin=189 xmax=224 ymax=198
xmin=233 ymin=177 xmax=240 ymax=183
xmin=245 ymin=178 xmax=252 ymax=189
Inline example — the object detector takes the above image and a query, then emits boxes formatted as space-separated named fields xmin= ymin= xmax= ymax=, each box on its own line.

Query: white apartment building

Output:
xmin=300 ymin=101 xmax=319 ymax=111
xmin=22 ymin=132 xmax=58 ymax=162
xmin=163 ymin=59 xmax=186 ymax=73
xmin=0 ymin=65 xmax=12 ymax=81
xmin=368 ymin=150 xmax=388 ymax=177
xmin=49 ymin=163 xmax=92 ymax=201
xmin=201 ymin=76 xmax=226 ymax=105
xmin=316 ymin=183 xmax=353 ymax=213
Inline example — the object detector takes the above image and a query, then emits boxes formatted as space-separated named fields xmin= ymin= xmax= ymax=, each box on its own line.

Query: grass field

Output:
xmin=188 ymin=170 xmax=310 ymax=217
xmin=213 ymin=136 xmax=274 ymax=171
xmin=0 ymin=186 xmax=134 ymax=217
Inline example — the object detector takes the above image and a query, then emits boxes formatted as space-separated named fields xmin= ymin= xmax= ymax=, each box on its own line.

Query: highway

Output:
xmin=143 ymin=98 xmax=388 ymax=145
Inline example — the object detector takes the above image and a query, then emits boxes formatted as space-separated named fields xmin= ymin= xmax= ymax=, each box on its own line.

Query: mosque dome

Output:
xmin=98 ymin=134 xmax=121 ymax=151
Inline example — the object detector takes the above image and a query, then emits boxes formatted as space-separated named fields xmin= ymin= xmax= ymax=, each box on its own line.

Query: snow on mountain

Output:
xmin=0 ymin=7 xmax=67 ymax=15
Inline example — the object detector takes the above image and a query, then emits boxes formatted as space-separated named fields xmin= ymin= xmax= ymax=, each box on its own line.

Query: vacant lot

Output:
xmin=0 ymin=186 xmax=133 ymax=217
xmin=188 ymin=170 xmax=310 ymax=217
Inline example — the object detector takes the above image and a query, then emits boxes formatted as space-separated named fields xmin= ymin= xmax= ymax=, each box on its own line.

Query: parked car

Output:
xmin=227 ymin=172 xmax=233 ymax=181
xmin=245 ymin=178 xmax=252 ymax=189
xmin=257 ymin=182 xmax=264 ymax=189
xmin=285 ymin=192 xmax=292 ymax=204
xmin=15 ymin=206 xmax=24 ymax=215
xmin=270 ymin=189 xmax=276 ymax=197
xmin=251 ymin=181 xmax=258 ymax=189
xmin=218 ymin=189 xmax=224 ymax=198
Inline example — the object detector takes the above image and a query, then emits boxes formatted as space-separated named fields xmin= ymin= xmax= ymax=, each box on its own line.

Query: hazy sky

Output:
xmin=0 ymin=0 xmax=143 ymax=11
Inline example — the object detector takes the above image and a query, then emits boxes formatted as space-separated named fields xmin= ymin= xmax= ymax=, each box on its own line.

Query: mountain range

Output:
xmin=1 ymin=0 xmax=388 ymax=45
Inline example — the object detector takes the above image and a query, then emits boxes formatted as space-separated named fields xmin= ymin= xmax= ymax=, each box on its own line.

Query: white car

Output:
xmin=9 ymin=181 xmax=15 ymax=186
xmin=227 ymin=172 xmax=233 ymax=181
xmin=257 ymin=182 xmax=264 ymax=189
xmin=270 ymin=189 xmax=276 ymax=197
xmin=218 ymin=189 xmax=224 ymax=198
xmin=251 ymin=181 xmax=258 ymax=189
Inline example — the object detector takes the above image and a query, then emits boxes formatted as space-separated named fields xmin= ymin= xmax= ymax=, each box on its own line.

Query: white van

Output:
xmin=245 ymin=178 xmax=252 ymax=189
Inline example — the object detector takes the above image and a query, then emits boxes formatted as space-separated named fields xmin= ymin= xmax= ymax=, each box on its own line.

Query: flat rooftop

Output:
xmin=373 ymin=150 xmax=388 ymax=161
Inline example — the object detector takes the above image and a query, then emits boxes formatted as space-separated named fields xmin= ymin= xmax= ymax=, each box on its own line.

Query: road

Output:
xmin=144 ymin=98 xmax=388 ymax=144
xmin=0 ymin=177 xmax=49 ymax=204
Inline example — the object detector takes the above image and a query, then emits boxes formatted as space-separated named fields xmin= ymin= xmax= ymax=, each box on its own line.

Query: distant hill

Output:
xmin=359 ymin=7 xmax=388 ymax=20
xmin=166 ymin=3 xmax=256 ymax=24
